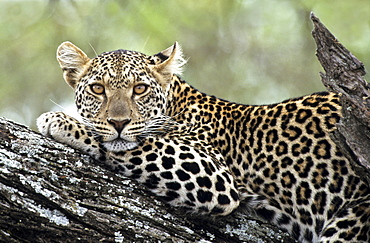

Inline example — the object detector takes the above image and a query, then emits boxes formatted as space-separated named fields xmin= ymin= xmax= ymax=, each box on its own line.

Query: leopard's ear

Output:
xmin=57 ymin=41 xmax=91 ymax=89
xmin=150 ymin=42 xmax=187 ymax=87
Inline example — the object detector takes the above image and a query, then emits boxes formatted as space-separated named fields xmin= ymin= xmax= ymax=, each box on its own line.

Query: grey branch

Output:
xmin=0 ymin=118 xmax=293 ymax=242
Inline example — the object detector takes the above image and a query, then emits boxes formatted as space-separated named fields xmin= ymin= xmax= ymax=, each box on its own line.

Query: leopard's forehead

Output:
xmin=87 ymin=49 xmax=153 ymax=88
xmin=91 ymin=49 xmax=151 ymax=73
xmin=95 ymin=49 xmax=149 ymax=65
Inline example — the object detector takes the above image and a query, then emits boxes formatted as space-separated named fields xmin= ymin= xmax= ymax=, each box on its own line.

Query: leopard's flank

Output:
xmin=37 ymin=41 xmax=370 ymax=242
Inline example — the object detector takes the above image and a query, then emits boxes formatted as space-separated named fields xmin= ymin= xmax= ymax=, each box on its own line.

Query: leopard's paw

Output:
xmin=37 ymin=111 xmax=100 ymax=156
xmin=37 ymin=112 xmax=66 ymax=137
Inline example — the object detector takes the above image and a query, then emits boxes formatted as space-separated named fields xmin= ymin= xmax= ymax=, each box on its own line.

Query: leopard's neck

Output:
xmin=166 ymin=76 xmax=254 ymax=155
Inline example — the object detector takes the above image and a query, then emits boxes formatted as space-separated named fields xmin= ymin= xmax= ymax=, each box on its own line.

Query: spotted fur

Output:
xmin=37 ymin=42 xmax=370 ymax=243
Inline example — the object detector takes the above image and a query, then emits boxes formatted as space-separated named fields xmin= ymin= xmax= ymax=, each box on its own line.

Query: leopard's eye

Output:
xmin=91 ymin=84 xmax=105 ymax=94
xmin=133 ymin=84 xmax=148 ymax=95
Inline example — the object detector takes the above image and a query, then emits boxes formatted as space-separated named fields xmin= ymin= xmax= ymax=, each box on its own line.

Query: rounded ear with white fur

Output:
xmin=150 ymin=42 xmax=187 ymax=88
xmin=57 ymin=42 xmax=91 ymax=89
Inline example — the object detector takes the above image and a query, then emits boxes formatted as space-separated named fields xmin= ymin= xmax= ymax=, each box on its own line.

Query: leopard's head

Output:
xmin=57 ymin=41 xmax=185 ymax=152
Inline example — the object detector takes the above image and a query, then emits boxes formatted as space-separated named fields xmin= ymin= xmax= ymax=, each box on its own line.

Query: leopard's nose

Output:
xmin=107 ymin=118 xmax=131 ymax=134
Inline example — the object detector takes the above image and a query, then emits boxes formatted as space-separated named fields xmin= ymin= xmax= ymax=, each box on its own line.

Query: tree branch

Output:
xmin=311 ymin=13 xmax=370 ymax=182
xmin=0 ymin=118 xmax=294 ymax=242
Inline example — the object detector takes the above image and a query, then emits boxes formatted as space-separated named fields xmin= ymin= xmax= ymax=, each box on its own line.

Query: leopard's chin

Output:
xmin=103 ymin=139 xmax=139 ymax=152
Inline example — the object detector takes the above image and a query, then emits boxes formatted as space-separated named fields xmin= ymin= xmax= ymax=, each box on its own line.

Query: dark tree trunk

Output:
xmin=311 ymin=13 xmax=370 ymax=184
xmin=0 ymin=14 xmax=368 ymax=243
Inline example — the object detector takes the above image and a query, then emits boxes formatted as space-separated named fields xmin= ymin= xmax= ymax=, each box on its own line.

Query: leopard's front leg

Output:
xmin=106 ymin=137 xmax=241 ymax=216
xmin=37 ymin=111 xmax=101 ymax=157
xmin=37 ymin=113 xmax=241 ymax=215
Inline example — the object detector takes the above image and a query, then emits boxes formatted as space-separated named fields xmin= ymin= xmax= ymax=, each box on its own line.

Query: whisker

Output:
xmin=89 ymin=43 xmax=98 ymax=56
xmin=49 ymin=99 xmax=67 ymax=110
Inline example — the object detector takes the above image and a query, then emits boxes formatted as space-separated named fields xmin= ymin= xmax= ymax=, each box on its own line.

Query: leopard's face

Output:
xmin=57 ymin=42 xmax=185 ymax=151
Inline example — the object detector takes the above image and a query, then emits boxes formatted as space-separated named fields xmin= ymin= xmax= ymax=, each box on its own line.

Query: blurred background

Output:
xmin=0 ymin=0 xmax=369 ymax=129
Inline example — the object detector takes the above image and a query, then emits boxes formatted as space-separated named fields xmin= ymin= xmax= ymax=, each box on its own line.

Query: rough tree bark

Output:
xmin=0 ymin=14 xmax=368 ymax=242
xmin=311 ymin=13 xmax=370 ymax=184
xmin=0 ymin=118 xmax=293 ymax=243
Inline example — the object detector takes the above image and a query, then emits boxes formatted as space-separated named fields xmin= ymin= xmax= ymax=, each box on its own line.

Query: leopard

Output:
xmin=37 ymin=41 xmax=370 ymax=243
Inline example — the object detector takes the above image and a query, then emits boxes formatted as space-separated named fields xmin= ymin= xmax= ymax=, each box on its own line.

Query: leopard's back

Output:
xmin=168 ymin=80 xmax=370 ymax=242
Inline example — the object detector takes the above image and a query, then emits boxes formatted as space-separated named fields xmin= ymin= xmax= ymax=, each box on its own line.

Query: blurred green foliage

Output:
xmin=0 ymin=0 xmax=369 ymax=128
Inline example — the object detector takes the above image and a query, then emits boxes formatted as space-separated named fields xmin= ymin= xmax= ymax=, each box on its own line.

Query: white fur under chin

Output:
xmin=103 ymin=139 xmax=139 ymax=152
